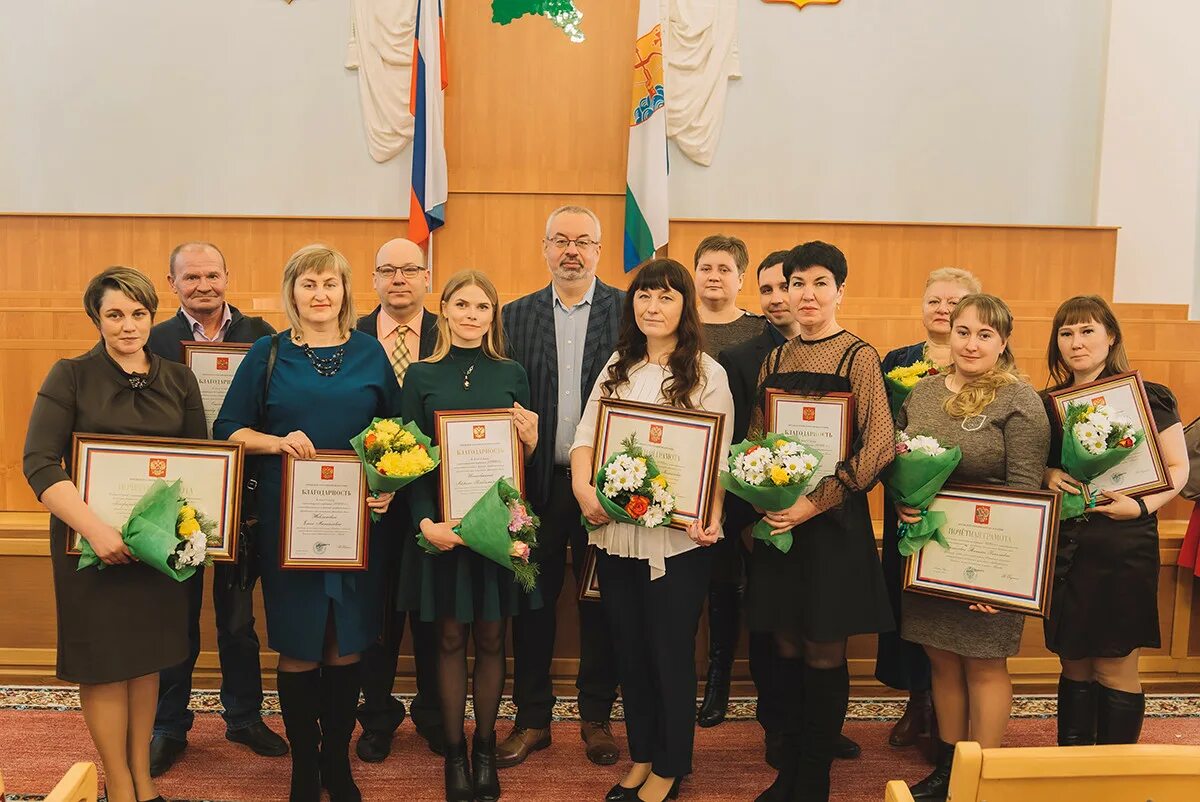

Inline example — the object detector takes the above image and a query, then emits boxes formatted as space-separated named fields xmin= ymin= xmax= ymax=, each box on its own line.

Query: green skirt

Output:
xmin=397 ymin=533 xmax=543 ymax=623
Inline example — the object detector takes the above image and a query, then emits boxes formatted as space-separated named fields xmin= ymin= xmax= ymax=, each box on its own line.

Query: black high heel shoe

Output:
xmin=605 ymin=780 xmax=644 ymax=801
xmin=637 ymin=777 xmax=681 ymax=802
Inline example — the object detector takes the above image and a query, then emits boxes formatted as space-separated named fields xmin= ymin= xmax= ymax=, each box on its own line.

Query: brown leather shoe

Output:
xmin=889 ymin=690 xmax=933 ymax=748
xmin=581 ymin=720 xmax=620 ymax=766
xmin=495 ymin=725 xmax=551 ymax=768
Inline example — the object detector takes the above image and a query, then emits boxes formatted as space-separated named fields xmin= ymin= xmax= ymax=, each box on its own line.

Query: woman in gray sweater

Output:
xmin=894 ymin=294 xmax=1049 ymax=800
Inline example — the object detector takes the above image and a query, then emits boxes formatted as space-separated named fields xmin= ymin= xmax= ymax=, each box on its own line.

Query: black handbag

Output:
xmin=226 ymin=334 xmax=280 ymax=593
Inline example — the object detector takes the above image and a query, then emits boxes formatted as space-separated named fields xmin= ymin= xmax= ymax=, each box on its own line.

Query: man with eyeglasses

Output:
xmin=147 ymin=242 xmax=285 ymax=776
xmin=497 ymin=205 xmax=624 ymax=768
xmin=353 ymin=237 xmax=444 ymax=762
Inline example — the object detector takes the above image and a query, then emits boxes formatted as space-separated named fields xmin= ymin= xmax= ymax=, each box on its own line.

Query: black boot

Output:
xmin=318 ymin=663 xmax=362 ymax=802
xmin=791 ymin=664 xmax=849 ymax=802
xmin=277 ymin=669 xmax=323 ymax=802
xmin=444 ymin=736 xmax=473 ymax=802
xmin=909 ymin=739 xmax=954 ymax=800
xmin=1056 ymin=677 xmax=1098 ymax=746
xmin=472 ymin=730 xmax=501 ymax=802
xmin=1096 ymin=685 xmax=1145 ymax=744
xmin=755 ymin=656 xmax=805 ymax=802
xmin=698 ymin=583 xmax=740 ymax=728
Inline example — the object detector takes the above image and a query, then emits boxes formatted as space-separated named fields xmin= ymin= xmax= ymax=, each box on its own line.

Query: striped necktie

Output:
xmin=391 ymin=331 xmax=410 ymax=386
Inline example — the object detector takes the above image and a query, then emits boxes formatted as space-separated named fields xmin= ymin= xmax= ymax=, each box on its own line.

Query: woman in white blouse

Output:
xmin=571 ymin=259 xmax=735 ymax=802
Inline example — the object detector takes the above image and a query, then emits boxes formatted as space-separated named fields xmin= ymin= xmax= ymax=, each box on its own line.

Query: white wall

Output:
xmin=669 ymin=0 xmax=1110 ymax=225
xmin=0 ymin=0 xmax=408 ymax=217
xmin=1 ymin=0 xmax=1109 ymax=226
xmin=1095 ymin=0 xmax=1200 ymax=312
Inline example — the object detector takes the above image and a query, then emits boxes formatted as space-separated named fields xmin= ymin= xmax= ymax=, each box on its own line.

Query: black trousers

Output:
xmin=510 ymin=468 xmax=619 ymax=728
xmin=155 ymin=563 xmax=263 ymax=739
xmin=598 ymin=545 xmax=712 ymax=778
xmin=357 ymin=534 xmax=440 ymax=735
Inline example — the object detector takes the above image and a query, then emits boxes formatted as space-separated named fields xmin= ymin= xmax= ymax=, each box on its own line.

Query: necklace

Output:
xmin=300 ymin=343 xmax=345 ymax=377
xmin=452 ymin=350 xmax=483 ymax=391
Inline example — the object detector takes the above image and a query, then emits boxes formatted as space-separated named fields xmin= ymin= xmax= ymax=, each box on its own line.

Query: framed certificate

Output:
xmin=181 ymin=341 xmax=253 ymax=438
xmin=577 ymin=545 xmax=602 ymax=603
xmin=435 ymin=408 xmax=525 ymax=524
xmin=763 ymin=390 xmax=854 ymax=486
xmin=590 ymin=398 xmax=726 ymax=530
xmin=68 ymin=434 xmax=243 ymax=562
xmin=279 ymin=451 xmax=370 ymax=570
xmin=904 ymin=484 xmax=1061 ymax=617
xmin=1047 ymin=370 xmax=1172 ymax=500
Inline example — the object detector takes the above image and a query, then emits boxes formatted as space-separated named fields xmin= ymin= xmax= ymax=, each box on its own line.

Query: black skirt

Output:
xmin=1043 ymin=513 xmax=1161 ymax=660
xmin=745 ymin=491 xmax=894 ymax=641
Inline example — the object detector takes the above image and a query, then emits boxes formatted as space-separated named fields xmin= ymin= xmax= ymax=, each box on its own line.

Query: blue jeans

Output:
xmin=154 ymin=564 xmax=264 ymax=740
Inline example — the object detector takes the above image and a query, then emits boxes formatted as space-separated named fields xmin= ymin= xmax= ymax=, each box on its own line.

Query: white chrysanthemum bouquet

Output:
xmin=718 ymin=433 xmax=824 ymax=553
xmin=590 ymin=434 xmax=676 ymax=529
xmin=1059 ymin=401 xmax=1144 ymax=518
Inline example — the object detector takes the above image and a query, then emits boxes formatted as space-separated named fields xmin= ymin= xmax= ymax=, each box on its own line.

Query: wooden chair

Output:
xmin=885 ymin=741 xmax=1200 ymax=802
xmin=43 ymin=762 xmax=98 ymax=802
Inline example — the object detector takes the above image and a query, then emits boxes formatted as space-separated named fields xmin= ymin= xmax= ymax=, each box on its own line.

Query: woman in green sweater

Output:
xmin=397 ymin=270 xmax=540 ymax=802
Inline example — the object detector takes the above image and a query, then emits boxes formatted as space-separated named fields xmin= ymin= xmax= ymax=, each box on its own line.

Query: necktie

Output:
xmin=391 ymin=331 xmax=410 ymax=386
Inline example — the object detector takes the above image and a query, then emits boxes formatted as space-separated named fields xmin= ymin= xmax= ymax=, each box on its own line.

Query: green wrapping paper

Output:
xmin=77 ymin=478 xmax=195 ymax=582
xmin=584 ymin=447 xmax=672 ymax=532
xmin=884 ymin=378 xmax=914 ymax=420
xmin=882 ymin=445 xmax=963 ymax=556
xmin=717 ymin=434 xmax=824 ymax=554
xmin=418 ymin=478 xmax=539 ymax=592
xmin=350 ymin=418 xmax=441 ymax=522
xmin=1058 ymin=426 xmax=1145 ymax=520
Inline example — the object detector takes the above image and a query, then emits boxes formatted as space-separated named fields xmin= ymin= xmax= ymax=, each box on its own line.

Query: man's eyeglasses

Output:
xmin=546 ymin=236 xmax=599 ymax=251
xmin=375 ymin=263 xmax=426 ymax=280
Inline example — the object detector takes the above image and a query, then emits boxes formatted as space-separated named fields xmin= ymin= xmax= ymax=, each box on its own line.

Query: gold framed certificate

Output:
xmin=577 ymin=544 xmax=602 ymax=603
xmin=763 ymin=390 xmax=854 ymax=486
xmin=181 ymin=341 xmax=253 ymax=438
xmin=590 ymin=398 xmax=726 ymax=530
xmin=1047 ymin=370 xmax=1172 ymax=500
xmin=904 ymin=484 xmax=1061 ymax=617
xmin=279 ymin=451 xmax=370 ymax=570
xmin=68 ymin=433 xmax=244 ymax=562
xmin=435 ymin=408 xmax=525 ymax=524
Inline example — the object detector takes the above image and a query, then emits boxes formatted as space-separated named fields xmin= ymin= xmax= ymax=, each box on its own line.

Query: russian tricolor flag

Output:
xmin=409 ymin=0 xmax=448 ymax=246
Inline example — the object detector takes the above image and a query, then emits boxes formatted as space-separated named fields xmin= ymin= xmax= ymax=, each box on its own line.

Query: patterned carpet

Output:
xmin=1 ymin=688 xmax=1198 ymax=802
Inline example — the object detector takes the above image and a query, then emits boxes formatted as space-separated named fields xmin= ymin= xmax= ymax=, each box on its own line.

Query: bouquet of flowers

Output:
xmin=883 ymin=432 xmax=963 ymax=556
xmin=884 ymin=360 xmax=940 ymax=417
xmin=77 ymin=478 xmax=215 ymax=581
xmin=1058 ymin=401 xmax=1144 ymax=519
xmin=718 ymin=433 xmax=823 ymax=554
xmin=350 ymin=417 xmax=440 ymax=521
xmin=588 ymin=434 xmax=677 ymax=530
xmin=419 ymin=478 xmax=540 ymax=592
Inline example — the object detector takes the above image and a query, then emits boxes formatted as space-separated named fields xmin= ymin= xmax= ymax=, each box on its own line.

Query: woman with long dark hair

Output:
xmin=1042 ymin=296 xmax=1187 ymax=747
xmin=571 ymin=259 xmax=734 ymax=802
xmin=746 ymin=241 xmax=896 ymax=802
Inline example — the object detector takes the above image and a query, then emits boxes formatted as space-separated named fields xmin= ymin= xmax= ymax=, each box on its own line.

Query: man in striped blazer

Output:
xmin=497 ymin=205 xmax=625 ymax=768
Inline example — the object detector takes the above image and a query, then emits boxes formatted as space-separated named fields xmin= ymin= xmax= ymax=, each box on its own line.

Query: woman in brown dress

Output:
xmin=23 ymin=268 xmax=204 ymax=802
xmin=896 ymin=295 xmax=1050 ymax=800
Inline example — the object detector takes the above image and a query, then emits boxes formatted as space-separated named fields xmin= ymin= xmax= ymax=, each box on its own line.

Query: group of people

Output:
xmin=22 ymin=203 xmax=1186 ymax=802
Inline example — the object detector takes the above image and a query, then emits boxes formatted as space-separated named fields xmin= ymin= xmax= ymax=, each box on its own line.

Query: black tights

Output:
xmin=437 ymin=616 xmax=507 ymax=746
xmin=774 ymin=632 xmax=846 ymax=669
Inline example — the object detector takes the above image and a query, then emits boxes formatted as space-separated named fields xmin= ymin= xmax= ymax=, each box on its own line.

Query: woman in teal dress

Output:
xmin=397 ymin=270 xmax=540 ymax=802
xmin=215 ymin=246 xmax=398 ymax=802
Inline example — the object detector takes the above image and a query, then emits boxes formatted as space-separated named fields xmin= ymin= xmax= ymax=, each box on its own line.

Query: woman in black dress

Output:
xmin=1041 ymin=296 xmax=1188 ymax=745
xmin=876 ymin=267 xmax=980 ymax=751
xmin=396 ymin=270 xmax=539 ymax=802
xmin=746 ymin=242 xmax=895 ymax=802
xmin=24 ymin=267 xmax=205 ymax=802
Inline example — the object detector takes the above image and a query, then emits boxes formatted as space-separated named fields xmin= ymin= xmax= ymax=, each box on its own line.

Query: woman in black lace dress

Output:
xmin=745 ymin=242 xmax=895 ymax=802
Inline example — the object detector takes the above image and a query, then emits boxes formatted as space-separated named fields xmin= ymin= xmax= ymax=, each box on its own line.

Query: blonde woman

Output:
xmin=877 ymin=268 xmax=982 ymax=751
xmin=215 ymin=245 xmax=398 ymax=802
xmin=895 ymin=294 xmax=1049 ymax=800
xmin=396 ymin=270 xmax=539 ymax=802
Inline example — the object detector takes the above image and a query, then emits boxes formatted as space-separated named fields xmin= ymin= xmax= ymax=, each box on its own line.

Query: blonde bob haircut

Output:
xmin=925 ymin=267 xmax=982 ymax=295
xmin=943 ymin=293 xmax=1023 ymax=420
xmin=281 ymin=245 xmax=356 ymax=341
xmin=425 ymin=270 xmax=508 ymax=363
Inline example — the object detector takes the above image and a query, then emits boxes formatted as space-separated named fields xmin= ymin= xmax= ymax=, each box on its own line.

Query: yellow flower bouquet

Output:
xmin=350 ymin=417 xmax=440 ymax=521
